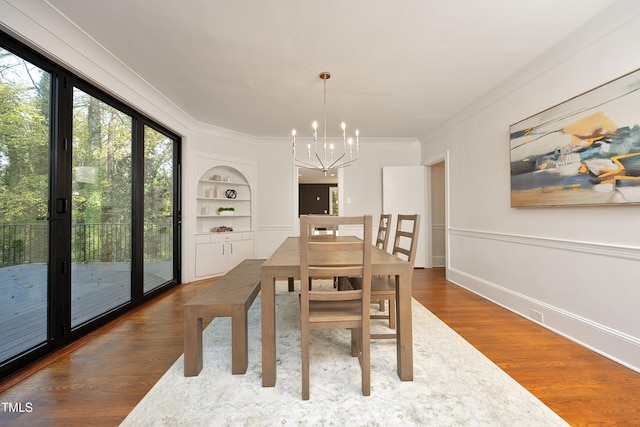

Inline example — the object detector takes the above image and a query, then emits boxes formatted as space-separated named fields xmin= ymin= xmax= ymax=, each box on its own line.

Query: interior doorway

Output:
xmin=425 ymin=152 xmax=448 ymax=269
xmin=429 ymin=161 xmax=446 ymax=267
xmin=297 ymin=168 xmax=339 ymax=216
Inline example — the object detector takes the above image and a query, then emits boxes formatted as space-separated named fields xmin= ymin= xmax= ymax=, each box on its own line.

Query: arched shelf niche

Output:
xmin=195 ymin=164 xmax=254 ymax=278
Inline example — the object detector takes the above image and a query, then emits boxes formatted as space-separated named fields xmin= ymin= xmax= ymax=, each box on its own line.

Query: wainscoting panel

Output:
xmin=447 ymin=228 xmax=640 ymax=373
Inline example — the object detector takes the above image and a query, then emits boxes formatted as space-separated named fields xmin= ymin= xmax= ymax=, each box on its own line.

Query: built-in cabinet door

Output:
xmin=195 ymin=241 xmax=227 ymax=277
xmin=195 ymin=233 xmax=253 ymax=277
xmin=226 ymin=238 xmax=253 ymax=271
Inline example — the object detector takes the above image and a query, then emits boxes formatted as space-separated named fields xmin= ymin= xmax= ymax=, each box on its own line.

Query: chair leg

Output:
xmin=362 ymin=326 xmax=370 ymax=396
xmin=301 ymin=325 xmax=310 ymax=400
xmin=389 ymin=298 xmax=396 ymax=329
xmin=350 ymin=328 xmax=359 ymax=357
xmin=350 ymin=326 xmax=369 ymax=396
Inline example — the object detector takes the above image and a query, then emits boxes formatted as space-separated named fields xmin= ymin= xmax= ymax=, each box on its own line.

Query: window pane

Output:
xmin=0 ymin=48 xmax=51 ymax=362
xmin=143 ymin=125 xmax=174 ymax=293
xmin=71 ymin=88 xmax=132 ymax=328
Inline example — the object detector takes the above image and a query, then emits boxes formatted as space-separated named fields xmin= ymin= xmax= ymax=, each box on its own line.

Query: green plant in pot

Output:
xmin=217 ymin=207 xmax=235 ymax=215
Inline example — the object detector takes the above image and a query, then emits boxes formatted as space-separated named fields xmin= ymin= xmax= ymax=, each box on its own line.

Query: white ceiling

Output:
xmin=48 ymin=0 xmax=615 ymax=140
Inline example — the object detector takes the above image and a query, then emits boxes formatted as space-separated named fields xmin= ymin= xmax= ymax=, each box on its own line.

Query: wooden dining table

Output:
xmin=260 ymin=236 xmax=414 ymax=387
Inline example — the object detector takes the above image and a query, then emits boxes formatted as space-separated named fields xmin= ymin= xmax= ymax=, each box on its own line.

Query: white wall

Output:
xmin=255 ymin=138 xmax=422 ymax=258
xmin=255 ymin=140 xmax=297 ymax=257
xmin=341 ymin=140 xmax=421 ymax=217
xmin=421 ymin=0 xmax=640 ymax=372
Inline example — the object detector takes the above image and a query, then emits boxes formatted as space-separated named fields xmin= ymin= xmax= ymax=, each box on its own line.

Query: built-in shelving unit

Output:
xmin=197 ymin=165 xmax=252 ymax=234
xmin=195 ymin=164 xmax=254 ymax=278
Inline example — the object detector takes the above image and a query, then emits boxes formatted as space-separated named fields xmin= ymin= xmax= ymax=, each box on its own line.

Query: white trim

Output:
xmin=256 ymin=225 xmax=293 ymax=232
xmin=449 ymin=228 xmax=640 ymax=261
xmin=446 ymin=266 xmax=640 ymax=374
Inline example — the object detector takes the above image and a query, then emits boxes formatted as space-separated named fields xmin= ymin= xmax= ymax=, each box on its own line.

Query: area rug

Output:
xmin=121 ymin=281 xmax=568 ymax=426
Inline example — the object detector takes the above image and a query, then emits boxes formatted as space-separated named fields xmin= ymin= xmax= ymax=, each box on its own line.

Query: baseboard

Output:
xmin=446 ymin=267 xmax=640 ymax=374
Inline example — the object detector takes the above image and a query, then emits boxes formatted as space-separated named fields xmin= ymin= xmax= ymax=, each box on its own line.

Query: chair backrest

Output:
xmin=375 ymin=214 xmax=392 ymax=251
xmin=305 ymin=215 xmax=340 ymax=236
xmin=391 ymin=214 xmax=420 ymax=269
xmin=311 ymin=225 xmax=338 ymax=236
xmin=300 ymin=215 xmax=373 ymax=317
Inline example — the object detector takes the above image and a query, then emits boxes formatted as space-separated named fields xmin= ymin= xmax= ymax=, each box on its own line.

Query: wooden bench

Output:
xmin=183 ymin=258 xmax=264 ymax=377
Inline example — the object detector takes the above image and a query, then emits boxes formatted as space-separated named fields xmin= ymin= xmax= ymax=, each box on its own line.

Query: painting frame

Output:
xmin=510 ymin=68 xmax=640 ymax=207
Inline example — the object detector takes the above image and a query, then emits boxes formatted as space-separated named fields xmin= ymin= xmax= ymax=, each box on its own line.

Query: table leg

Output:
xmin=183 ymin=308 xmax=202 ymax=377
xmin=396 ymin=270 xmax=413 ymax=381
xmin=261 ymin=273 xmax=276 ymax=387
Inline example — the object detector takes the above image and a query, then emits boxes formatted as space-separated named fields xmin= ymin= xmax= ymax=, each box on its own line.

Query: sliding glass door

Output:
xmin=0 ymin=32 xmax=181 ymax=380
xmin=71 ymin=88 xmax=133 ymax=328
xmin=143 ymin=125 xmax=176 ymax=294
xmin=0 ymin=48 xmax=51 ymax=362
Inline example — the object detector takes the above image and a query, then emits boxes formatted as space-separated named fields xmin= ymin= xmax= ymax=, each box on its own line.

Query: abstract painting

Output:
xmin=510 ymin=68 xmax=640 ymax=207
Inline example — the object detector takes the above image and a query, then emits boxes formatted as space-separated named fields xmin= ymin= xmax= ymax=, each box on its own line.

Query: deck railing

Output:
xmin=0 ymin=222 xmax=172 ymax=267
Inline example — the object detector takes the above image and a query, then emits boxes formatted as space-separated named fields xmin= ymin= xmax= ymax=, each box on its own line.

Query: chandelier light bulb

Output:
xmin=291 ymin=129 xmax=296 ymax=154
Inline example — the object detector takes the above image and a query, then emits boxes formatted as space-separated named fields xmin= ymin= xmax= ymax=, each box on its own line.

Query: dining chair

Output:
xmin=299 ymin=214 xmax=373 ymax=400
xmin=349 ymin=214 xmax=420 ymax=338
xmin=288 ymin=218 xmax=340 ymax=292
xmin=373 ymin=214 xmax=392 ymax=309
xmin=375 ymin=214 xmax=392 ymax=251
xmin=311 ymin=218 xmax=340 ymax=289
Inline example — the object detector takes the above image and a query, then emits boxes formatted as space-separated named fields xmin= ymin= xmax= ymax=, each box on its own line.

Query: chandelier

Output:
xmin=292 ymin=72 xmax=359 ymax=173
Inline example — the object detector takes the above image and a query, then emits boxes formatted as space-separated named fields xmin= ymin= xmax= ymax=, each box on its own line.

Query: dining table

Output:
xmin=260 ymin=235 xmax=414 ymax=387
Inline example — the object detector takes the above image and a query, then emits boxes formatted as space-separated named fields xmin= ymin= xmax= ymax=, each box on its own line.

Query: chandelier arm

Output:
xmin=314 ymin=151 xmax=328 ymax=170
xmin=329 ymin=158 xmax=357 ymax=170
xmin=326 ymin=152 xmax=347 ymax=170
xmin=295 ymin=159 xmax=328 ymax=170
xmin=295 ymin=159 xmax=325 ymax=169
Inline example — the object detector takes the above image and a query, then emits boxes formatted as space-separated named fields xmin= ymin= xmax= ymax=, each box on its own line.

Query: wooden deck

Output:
xmin=0 ymin=262 xmax=172 ymax=362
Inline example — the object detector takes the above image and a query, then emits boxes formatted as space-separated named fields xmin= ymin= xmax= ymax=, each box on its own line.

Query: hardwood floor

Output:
xmin=1 ymin=268 xmax=639 ymax=426
xmin=412 ymin=268 xmax=640 ymax=426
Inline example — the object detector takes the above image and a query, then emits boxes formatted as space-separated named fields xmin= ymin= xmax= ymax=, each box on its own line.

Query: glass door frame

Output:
xmin=0 ymin=30 xmax=182 ymax=381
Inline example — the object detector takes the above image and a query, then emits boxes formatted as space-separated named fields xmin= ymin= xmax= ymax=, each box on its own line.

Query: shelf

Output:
xmin=196 ymin=230 xmax=252 ymax=235
xmin=196 ymin=197 xmax=250 ymax=201
xmin=197 ymin=214 xmax=251 ymax=218
xmin=197 ymin=165 xmax=252 ymax=235
xmin=199 ymin=179 xmax=249 ymax=186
